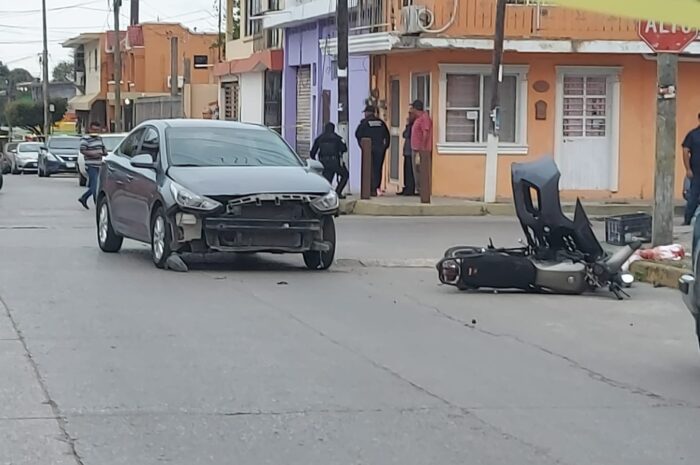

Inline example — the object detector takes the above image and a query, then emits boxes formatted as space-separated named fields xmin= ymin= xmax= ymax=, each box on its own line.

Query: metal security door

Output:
xmin=222 ymin=80 xmax=239 ymax=121
xmin=295 ymin=66 xmax=312 ymax=157
xmin=558 ymin=75 xmax=612 ymax=190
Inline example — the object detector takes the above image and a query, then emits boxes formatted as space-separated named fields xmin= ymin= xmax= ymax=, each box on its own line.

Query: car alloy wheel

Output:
xmin=96 ymin=197 xmax=123 ymax=253
xmin=153 ymin=216 xmax=166 ymax=261
xmin=150 ymin=208 xmax=172 ymax=269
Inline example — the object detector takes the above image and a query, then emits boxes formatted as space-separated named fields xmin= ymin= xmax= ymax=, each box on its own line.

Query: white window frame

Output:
xmin=438 ymin=64 xmax=529 ymax=155
xmin=411 ymin=72 xmax=431 ymax=112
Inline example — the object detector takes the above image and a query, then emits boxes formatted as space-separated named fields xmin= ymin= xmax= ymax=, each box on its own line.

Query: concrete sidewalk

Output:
xmin=340 ymin=195 xmax=687 ymax=217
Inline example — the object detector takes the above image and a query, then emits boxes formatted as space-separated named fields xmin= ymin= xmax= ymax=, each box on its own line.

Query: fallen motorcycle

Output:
xmin=436 ymin=157 xmax=640 ymax=300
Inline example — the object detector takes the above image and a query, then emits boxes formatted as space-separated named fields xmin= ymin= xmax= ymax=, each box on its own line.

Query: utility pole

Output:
xmin=41 ymin=0 xmax=50 ymax=138
xmin=170 ymin=36 xmax=179 ymax=98
xmin=652 ymin=52 xmax=678 ymax=246
xmin=217 ymin=0 xmax=223 ymax=62
xmin=130 ymin=0 xmax=139 ymax=25
xmin=337 ymin=0 xmax=350 ymax=193
xmin=484 ymin=0 xmax=506 ymax=204
xmin=113 ymin=0 xmax=123 ymax=132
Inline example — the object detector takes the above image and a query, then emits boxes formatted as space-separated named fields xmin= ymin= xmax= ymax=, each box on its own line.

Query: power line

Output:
xmin=0 ymin=0 xmax=102 ymax=15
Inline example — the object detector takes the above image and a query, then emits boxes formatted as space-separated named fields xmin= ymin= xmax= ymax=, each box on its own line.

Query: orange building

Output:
xmin=64 ymin=23 xmax=218 ymax=132
xmin=323 ymin=0 xmax=700 ymax=201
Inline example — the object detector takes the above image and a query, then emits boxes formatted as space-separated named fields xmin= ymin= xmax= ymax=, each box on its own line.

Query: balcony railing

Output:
xmin=350 ymin=0 xmax=640 ymax=41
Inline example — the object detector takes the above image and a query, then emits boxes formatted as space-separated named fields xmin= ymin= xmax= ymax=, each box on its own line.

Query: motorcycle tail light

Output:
xmin=440 ymin=259 xmax=461 ymax=284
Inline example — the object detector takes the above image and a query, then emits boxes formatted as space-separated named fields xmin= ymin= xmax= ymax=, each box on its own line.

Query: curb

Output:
xmin=339 ymin=199 xmax=686 ymax=218
xmin=630 ymin=260 xmax=691 ymax=289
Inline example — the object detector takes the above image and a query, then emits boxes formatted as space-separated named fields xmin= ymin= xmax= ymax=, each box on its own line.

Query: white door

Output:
xmin=558 ymin=74 xmax=614 ymax=190
xmin=295 ymin=66 xmax=312 ymax=158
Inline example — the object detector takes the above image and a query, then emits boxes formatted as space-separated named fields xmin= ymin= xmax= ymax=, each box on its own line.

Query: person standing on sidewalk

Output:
xmin=78 ymin=121 xmax=106 ymax=210
xmin=355 ymin=105 xmax=390 ymax=196
xmin=410 ymin=100 xmax=433 ymax=196
xmin=310 ymin=122 xmax=349 ymax=198
xmin=683 ymin=112 xmax=700 ymax=225
xmin=399 ymin=106 xmax=416 ymax=196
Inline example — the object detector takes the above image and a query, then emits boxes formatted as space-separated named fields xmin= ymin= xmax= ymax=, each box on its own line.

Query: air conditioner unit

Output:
xmin=400 ymin=5 xmax=426 ymax=35
xmin=167 ymin=75 xmax=185 ymax=89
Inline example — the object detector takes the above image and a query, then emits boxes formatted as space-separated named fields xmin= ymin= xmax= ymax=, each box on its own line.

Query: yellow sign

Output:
xmin=549 ymin=0 xmax=700 ymax=29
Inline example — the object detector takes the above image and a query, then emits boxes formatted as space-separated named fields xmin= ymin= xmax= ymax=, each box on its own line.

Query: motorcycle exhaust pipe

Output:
xmin=604 ymin=240 xmax=642 ymax=274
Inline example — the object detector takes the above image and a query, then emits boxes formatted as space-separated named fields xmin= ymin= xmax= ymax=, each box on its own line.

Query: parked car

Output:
xmin=96 ymin=119 xmax=338 ymax=270
xmin=77 ymin=132 xmax=128 ymax=186
xmin=680 ymin=219 xmax=700 ymax=351
xmin=38 ymin=135 xmax=80 ymax=177
xmin=2 ymin=142 xmax=18 ymax=175
xmin=10 ymin=142 xmax=41 ymax=173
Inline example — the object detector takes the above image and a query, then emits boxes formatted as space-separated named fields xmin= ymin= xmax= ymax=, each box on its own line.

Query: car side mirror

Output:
xmin=306 ymin=158 xmax=324 ymax=173
xmin=130 ymin=153 xmax=156 ymax=169
xmin=10 ymin=149 xmax=16 ymax=154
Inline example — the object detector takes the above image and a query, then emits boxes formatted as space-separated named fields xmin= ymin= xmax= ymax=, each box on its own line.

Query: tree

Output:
xmin=5 ymin=98 xmax=68 ymax=135
xmin=52 ymin=61 xmax=74 ymax=82
xmin=0 ymin=64 xmax=34 ymax=125
xmin=212 ymin=0 xmax=240 ymax=47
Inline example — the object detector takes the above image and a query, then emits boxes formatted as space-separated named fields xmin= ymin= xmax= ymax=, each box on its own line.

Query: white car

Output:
xmin=11 ymin=142 xmax=42 ymax=174
xmin=77 ymin=133 xmax=128 ymax=186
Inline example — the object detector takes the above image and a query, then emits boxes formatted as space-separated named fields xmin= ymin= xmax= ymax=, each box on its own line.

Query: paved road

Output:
xmin=1 ymin=174 xmax=699 ymax=465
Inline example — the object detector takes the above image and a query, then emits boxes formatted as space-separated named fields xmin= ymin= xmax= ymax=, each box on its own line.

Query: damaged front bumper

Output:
xmin=170 ymin=211 xmax=331 ymax=254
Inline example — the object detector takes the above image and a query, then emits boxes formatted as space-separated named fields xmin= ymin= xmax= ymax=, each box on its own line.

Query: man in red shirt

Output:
xmin=410 ymin=99 xmax=433 ymax=195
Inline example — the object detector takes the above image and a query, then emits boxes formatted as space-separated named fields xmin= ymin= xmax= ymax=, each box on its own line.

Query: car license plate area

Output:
xmin=219 ymin=231 xmax=302 ymax=248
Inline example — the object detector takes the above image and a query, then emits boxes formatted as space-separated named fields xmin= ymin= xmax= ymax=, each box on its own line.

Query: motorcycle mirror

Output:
xmin=621 ymin=273 xmax=634 ymax=287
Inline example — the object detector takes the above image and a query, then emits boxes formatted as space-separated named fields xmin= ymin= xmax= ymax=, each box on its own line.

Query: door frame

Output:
xmin=554 ymin=66 xmax=621 ymax=192
xmin=389 ymin=75 xmax=402 ymax=185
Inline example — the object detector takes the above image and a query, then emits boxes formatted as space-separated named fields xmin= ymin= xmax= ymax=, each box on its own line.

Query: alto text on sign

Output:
xmin=638 ymin=21 xmax=698 ymax=53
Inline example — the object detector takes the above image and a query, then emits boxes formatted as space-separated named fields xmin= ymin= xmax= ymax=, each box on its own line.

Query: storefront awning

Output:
xmin=68 ymin=93 xmax=100 ymax=111
xmin=549 ymin=0 xmax=700 ymax=28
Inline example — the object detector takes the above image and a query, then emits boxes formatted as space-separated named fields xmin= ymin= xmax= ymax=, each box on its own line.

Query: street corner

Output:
xmin=630 ymin=260 xmax=692 ymax=289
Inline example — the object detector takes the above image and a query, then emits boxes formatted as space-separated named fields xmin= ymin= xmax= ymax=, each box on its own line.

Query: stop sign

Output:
xmin=638 ymin=21 xmax=698 ymax=52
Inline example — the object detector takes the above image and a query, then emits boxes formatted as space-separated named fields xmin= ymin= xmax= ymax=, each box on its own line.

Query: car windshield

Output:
xmin=48 ymin=138 xmax=80 ymax=150
xmin=19 ymin=143 xmax=41 ymax=152
xmin=102 ymin=135 xmax=125 ymax=152
xmin=165 ymin=126 xmax=302 ymax=167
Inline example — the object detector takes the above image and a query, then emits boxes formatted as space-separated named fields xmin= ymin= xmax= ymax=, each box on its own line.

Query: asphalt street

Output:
xmin=1 ymin=173 xmax=699 ymax=465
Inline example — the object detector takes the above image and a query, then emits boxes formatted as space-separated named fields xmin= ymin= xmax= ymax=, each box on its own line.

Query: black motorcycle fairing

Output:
xmin=511 ymin=157 xmax=605 ymax=262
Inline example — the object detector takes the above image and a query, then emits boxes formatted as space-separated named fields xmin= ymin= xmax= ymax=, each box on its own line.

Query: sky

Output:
xmin=0 ymin=0 xmax=221 ymax=77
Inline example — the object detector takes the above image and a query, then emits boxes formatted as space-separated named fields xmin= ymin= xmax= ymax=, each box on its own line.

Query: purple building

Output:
xmin=281 ymin=20 xmax=370 ymax=194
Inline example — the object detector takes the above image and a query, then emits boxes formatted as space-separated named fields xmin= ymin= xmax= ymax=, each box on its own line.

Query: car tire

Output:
xmin=97 ymin=197 xmax=123 ymax=253
xmin=150 ymin=207 xmax=172 ymax=269
xmin=303 ymin=216 xmax=336 ymax=270
xmin=79 ymin=173 xmax=87 ymax=187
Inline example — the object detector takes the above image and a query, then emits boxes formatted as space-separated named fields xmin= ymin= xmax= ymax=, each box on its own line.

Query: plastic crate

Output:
xmin=605 ymin=213 xmax=652 ymax=246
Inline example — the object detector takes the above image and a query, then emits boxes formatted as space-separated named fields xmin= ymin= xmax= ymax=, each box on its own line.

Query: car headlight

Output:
xmin=310 ymin=190 xmax=339 ymax=213
xmin=169 ymin=181 xmax=221 ymax=211
xmin=43 ymin=151 xmax=58 ymax=161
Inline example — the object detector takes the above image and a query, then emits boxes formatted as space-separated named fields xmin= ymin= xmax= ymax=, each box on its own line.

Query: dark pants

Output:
xmin=371 ymin=150 xmax=386 ymax=193
xmin=686 ymin=175 xmax=700 ymax=224
xmin=320 ymin=157 xmax=349 ymax=195
xmin=402 ymin=154 xmax=415 ymax=194
xmin=80 ymin=165 xmax=100 ymax=205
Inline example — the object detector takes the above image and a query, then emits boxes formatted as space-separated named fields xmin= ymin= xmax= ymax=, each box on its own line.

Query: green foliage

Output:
xmin=5 ymin=99 xmax=68 ymax=135
xmin=52 ymin=61 xmax=75 ymax=82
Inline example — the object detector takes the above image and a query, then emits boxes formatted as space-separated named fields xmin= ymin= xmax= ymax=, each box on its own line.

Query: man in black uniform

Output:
xmin=310 ymin=122 xmax=349 ymax=198
xmin=684 ymin=112 xmax=700 ymax=225
xmin=355 ymin=105 xmax=390 ymax=196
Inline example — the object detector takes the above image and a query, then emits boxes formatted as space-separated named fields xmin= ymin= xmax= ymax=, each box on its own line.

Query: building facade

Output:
xmin=263 ymin=0 xmax=373 ymax=193
xmin=319 ymin=0 xmax=700 ymax=201
xmin=64 ymin=23 xmax=218 ymax=132
xmin=214 ymin=0 xmax=284 ymax=131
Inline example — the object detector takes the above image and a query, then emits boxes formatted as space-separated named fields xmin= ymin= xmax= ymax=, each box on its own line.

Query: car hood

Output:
xmin=17 ymin=151 xmax=39 ymax=159
xmin=167 ymin=166 xmax=331 ymax=196
xmin=48 ymin=148 xmax=79 ymax=156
